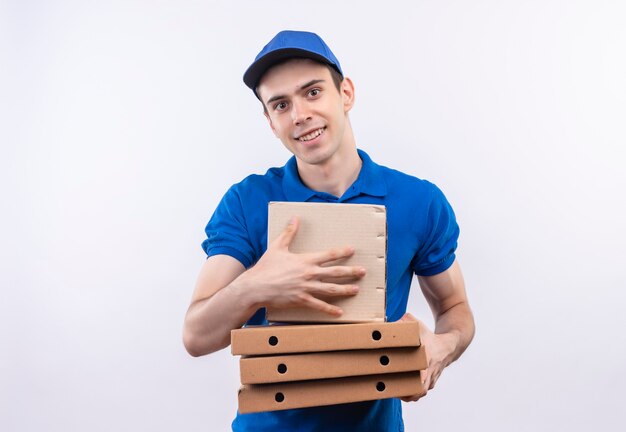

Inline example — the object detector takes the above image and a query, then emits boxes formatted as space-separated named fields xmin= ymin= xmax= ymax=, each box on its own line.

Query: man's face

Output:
xmin=256 ymin=59 xmax=354 ymax=167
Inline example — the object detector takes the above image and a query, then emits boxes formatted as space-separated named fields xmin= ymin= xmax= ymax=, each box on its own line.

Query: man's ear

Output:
xmin=264 ymin=111 xmax=278 ymax=137
xmin=341 ymin=77 xmax=356 ymax=113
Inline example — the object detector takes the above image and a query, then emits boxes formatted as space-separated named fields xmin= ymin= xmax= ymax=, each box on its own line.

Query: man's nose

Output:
xmin=291 ymin=99 xmax=312 ymax=125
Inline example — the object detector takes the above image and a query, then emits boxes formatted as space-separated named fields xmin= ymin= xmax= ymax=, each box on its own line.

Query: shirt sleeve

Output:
xmin=411 ymin=182 xmax=460 ymax=276
xmin=201 ymin=186 xmax=256 ymax=268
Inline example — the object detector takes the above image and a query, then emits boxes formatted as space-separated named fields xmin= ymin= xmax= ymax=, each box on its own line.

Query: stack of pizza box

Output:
xmin=229 ymin=202 xmax=427 ymax=414
xmin=231 ymin=319 xmax=426 ymax=413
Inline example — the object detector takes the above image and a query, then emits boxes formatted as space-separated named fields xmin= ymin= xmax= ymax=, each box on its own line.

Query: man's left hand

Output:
xmin=399 ymin=313 xmax=458 ymax=402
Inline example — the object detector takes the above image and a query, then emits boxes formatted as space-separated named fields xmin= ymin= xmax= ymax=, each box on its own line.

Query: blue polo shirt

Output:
xmin=202 ymin=149 xmax=459 ymax=432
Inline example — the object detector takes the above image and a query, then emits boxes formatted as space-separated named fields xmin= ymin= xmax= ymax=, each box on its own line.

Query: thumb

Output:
xmin=399 ymin=313 xmax=417 ymax=322
xmin=276 ymin=216 xmax=299 ymax=249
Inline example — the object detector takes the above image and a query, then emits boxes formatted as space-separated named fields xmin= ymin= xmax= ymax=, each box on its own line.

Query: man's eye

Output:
xmin=275 ymin=102 xmax=287 ymax=110
xmin=309 ymin=89 xmax=320 ymax=97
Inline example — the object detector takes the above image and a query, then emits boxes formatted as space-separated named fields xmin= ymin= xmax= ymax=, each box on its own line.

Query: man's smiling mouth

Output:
xmin=297 ymin=127 xmax=326 ymax=142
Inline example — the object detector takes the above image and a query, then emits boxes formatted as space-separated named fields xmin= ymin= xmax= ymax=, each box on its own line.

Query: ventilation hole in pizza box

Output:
xmin=379 ymin=355 xmax=390 ymax=366
xmin=268 ymin=336 xmax=278 ymax=346
xmin=277 ymin=363 xmax=287 ymax=374
xmin=372 ymin=330 xmax=382 ymax=341
xmin=275 ymin=392 xmax=285 ymax=403
xmin=376 ymin=382 xmax=386 ymax=392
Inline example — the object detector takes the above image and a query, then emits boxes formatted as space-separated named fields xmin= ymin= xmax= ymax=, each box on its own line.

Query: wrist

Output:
xmin=228 ymin=272 xmax=262 ymax=314
xmin=436 ymin=331 xmax=461 ymax=366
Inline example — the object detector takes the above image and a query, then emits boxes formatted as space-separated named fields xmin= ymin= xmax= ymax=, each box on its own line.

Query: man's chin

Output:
xmin=295 ymin=149 xmax=331 ymax=166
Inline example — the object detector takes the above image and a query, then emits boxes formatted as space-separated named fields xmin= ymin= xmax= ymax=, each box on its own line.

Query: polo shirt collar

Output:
xmin=282 ymin=149 xmax=388 ymax=202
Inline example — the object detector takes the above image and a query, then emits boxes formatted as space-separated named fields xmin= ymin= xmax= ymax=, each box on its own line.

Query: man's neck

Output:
xmin=296 ymin=145 xmax=362 ymax=198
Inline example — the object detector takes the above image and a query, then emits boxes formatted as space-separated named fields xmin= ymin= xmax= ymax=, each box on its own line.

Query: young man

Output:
xmin=183 ymin=30 xmax=475 ymax=431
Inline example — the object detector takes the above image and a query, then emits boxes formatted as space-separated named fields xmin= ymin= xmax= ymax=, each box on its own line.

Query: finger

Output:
xmin=310 ymin=246 xmax=355 ymax=264
xmin=400 ymin=386 xmax=427 ymax=402
xmin=429 ymin=370 xmax=441 ymax=390
xmin=307 ymin=281 xmax=360 ymax=297
xmin=399 ymin=312 xmax=417 ymax=322
xmin=275 ymin=216 xmax=299 ymax=249
xmin=420 ymin=368 xmax=431 ymax=390
xmin=320 ymin=274 xmax=364 ymax=285
xmin=316 ymin=265 xmax=366 ymax=281
xmin=298 ymin=293 xmax=343 ymax=316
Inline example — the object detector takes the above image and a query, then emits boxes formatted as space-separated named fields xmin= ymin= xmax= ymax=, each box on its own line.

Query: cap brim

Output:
xmin=243 ymin=48 xmax=339 ymax=90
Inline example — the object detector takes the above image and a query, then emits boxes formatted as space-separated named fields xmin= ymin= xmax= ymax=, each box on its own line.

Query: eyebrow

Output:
xmin=265 ymin=79 xmax=326 ymax=106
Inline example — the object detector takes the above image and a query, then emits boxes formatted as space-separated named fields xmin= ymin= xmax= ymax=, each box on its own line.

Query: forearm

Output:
xmin=184 ymin=222 xmax=364 ymax=357
xmin=418 ymin=260 xmax=475 ymax=366
xmin=183 ymin=277 xmax=259 ymax=357
xmin=433 ymin=300 xmax=475 ymax=366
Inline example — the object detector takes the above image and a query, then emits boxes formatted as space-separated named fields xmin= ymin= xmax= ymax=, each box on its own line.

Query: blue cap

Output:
xmin=243 ymin=30 xmax=343 ymax=91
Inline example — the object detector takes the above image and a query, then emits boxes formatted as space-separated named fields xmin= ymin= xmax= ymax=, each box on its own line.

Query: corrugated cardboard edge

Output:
xmin=231 ymin=320 xmax=420 ymax=356
xmin=240 ymin=346 xmax=427 ymax=384
xmin=265 ymin=202 xmax=387 ymax=323
xmin=238 ymin=371 xmax=423 ymax=413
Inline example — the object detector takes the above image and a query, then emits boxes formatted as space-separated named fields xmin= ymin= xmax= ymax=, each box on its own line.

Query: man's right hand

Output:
xmin=238 ymin=216 xmax=366 ymax=316
xmin=184 ymin=216 xmax=366 ymax=356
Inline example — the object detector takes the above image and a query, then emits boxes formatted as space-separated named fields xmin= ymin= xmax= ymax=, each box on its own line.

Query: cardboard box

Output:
xmin=240 ymin=346 xmax=427 ymax=384
xmin=231 ymin=320 xmax=421 ymax=356
xmin=238 ymin=371 xmax=423 ymax=413
xmin=266 ymin=202 xmax=387 ymax=323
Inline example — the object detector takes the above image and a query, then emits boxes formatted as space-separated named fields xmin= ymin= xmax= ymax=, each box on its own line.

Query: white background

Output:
xmin=2 ymin=1 xmax=625 ymax=431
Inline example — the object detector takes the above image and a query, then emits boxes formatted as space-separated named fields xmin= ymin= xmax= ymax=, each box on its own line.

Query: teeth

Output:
xmin=298 ymin=128 xmax=324 ymax=142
